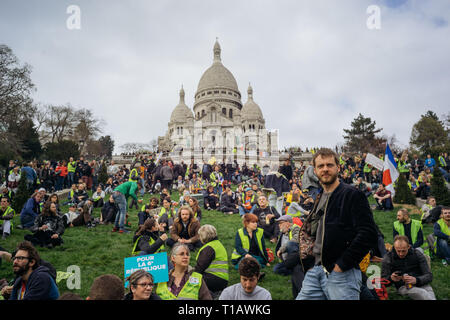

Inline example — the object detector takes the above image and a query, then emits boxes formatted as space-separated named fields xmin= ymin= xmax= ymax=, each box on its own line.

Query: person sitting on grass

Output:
xmin=158 ymin=198 xmax=176 ymax=232
xmin=253 ymin=194 xmax=280 ymax=244
xmin=92 ymin=186 xmax=105 ymax=208
xmin=231 ymin=213 xmax=270 ymax=271
xmin=71 ymin=198 xmax=98 ymax=229
xmin=238 ymin=187 xmax=258 ymax=216
xmin=131 ymin=217 xmax=168 ymax=256
xmin=381 ymin=235 xmax=436 ymax=300
xmin=188 ymin=197 xmax=202 ymax=222
xmin=61 ymin=203 xmax=80 ymax=228
xmin=124 ymin=270 xmax=162 ymax=300
xmin=19 ymin=192 xmax=43 ymax=230
xmin=0 ymin=197 xmax=15 ymax=240
xmin=24 ymin=201 xmax=64 ymax=249
xmin=100 ymin=195 xmax=118 ymax=225
xmin=194 ymin=224 xmax=229 ymax=297
xmin=6 ymin=241 xmax=59 ymax=300
xmin=167 ymin=205 xmax=202 ymax=252
xmin=433 ymin=206 xmax=450 ymax=266
xmin=373 ymin=184 xmax=393 ymax=211
xmin=219 ymin=256 xmax=272 ymax=300
xmin=219 ymin=185 xmax=239 ymax=215
xmin=393 ymin=208 xmax=424 ymax=250
xmin=204 ymin=185 xmax=219 ymax=211
xmin=156 ymin=243 xmax=212 ymax=300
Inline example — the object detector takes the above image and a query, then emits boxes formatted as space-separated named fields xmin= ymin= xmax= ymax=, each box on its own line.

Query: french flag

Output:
xmin=382 ymin=143 xmax=399 ymax=196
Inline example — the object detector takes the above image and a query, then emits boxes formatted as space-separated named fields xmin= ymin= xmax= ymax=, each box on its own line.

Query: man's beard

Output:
xmin=319 ymin=172 xmax=338 ymax=186
xmin=13 ymin=263 xmax=30 ymax=277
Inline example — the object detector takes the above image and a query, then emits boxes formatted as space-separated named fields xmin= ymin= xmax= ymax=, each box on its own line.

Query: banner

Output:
xmin=124 ymin=252 xmax=169 ymax=287
xmin=365 ymin=153 xmax=384 ymax=171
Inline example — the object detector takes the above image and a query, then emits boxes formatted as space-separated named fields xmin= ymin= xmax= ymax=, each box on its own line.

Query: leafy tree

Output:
xmin=97 ymin=161 xmax=108 ymax=186
xmin=393 ymin=173 xmax=416 ymax=205
xmin=9 ymin=118 xmax=42 ymax=160
xmin=430 ymin=166 xmax=450 ymax=206
xmin=410 ymin=110 xmax=449 ymax=158
xmin=44 ymin=140 xmax=80 ymax=161
xmin=0 ymin=44 xmax=36 ymax=160
xmin=343 ymin=113 xmax=383 ymax=154
xmin=12 ymin=171 xmax=31 ymax=212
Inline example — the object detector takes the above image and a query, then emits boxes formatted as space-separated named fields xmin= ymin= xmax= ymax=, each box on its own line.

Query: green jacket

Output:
xmin=114 ymin=181 xmax=138 ymax=201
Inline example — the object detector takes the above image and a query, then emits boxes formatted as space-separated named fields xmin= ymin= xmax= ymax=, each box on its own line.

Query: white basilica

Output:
xmin=158 ymin=40 xmax=279 ymax=167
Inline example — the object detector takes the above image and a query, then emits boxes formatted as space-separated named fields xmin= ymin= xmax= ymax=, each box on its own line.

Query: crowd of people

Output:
xmin=0 ymin=148 xmax=449 ymax=300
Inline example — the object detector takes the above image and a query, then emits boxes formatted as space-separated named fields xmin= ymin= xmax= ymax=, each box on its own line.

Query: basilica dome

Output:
xmin=196 ymin=40 xmax=239 ymax=92
xmin=241 ymin=84 xmax=264 ymax=121
xmin=170 ymin=86 xmax=194 ymax=123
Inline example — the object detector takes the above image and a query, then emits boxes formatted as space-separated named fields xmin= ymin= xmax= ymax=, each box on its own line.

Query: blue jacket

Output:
xmin=10 ymin=265 xmax=59 ymax=300
xmin=20 ymin=197 xmax=40 ymax=228
xmin=21 ymin=166 xmax=37 ymax=182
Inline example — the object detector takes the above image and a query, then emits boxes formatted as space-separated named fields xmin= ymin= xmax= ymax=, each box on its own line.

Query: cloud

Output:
xmin=0 ymin=0 xmax=448 ymax=154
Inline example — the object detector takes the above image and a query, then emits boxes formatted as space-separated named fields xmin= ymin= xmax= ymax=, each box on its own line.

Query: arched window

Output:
xmin=222 ymin=108 xmax=226 ymax=115
xmin=229 ymin=109 xmax=233 ymax=118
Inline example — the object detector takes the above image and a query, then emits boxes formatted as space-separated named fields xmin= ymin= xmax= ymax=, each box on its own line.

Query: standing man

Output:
xmin=296 ymin=148 xmax=378 ymax=300
xmin=67 ymin=157 xmax=77 ymax=188
xmin=112 ymin=181 xmax=142 ymax=234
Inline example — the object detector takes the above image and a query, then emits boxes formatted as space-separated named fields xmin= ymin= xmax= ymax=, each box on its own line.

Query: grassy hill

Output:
xmin=1 ymin=191 xmax=448 ymax=300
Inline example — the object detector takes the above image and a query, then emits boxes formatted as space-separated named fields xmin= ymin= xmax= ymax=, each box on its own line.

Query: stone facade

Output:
xmin=158 ymin=40 xmax=279 ymax=167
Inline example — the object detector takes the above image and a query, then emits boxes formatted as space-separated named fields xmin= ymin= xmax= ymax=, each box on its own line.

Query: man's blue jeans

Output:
xmin=436 ymin=238 xmax=450 ymax=263
xmin=296 ymin=265 xmax=362 ymax=300
xmin=239 ymin=204 xmax=256 ymax=216
xmin=112 ymin=191 xmax=127 ymax=231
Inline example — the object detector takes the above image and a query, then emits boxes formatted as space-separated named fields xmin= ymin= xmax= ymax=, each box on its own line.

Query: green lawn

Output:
xmin=0 ymin=191 xmax=448 ymax=300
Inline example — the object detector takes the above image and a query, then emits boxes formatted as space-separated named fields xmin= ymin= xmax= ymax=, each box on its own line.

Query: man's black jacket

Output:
xmin=307 ymin=182 xmax=378 ymax=273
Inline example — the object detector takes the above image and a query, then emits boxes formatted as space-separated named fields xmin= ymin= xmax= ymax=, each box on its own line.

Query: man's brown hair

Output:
xmin=16 ymin=241 xmax=41 ymax=270
xmin=88 ymin=274 xmax=124 ymax=300
xmin=393 ymin=235 xmax=410 ymax=245
xmin=312 ymin=148 xmax=339 ymax=168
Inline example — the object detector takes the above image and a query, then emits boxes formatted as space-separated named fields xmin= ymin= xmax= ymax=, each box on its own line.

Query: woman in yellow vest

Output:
xmin=231 ymin=213 xmax=269 ymax=270
xmin=156 ymin=243 xmax=212 ymax=300
xmin=194 ymin=224 xmax=229 ymax=295
xmin=131 ymin=218 xmax=168 ymax=256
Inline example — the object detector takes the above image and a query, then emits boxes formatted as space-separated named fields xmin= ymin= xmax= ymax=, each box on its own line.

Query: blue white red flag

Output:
xmin=382 ymin=143 xmax=399 ymax=196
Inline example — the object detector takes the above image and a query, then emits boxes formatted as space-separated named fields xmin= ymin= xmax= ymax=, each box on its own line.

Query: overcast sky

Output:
xmin=1 ymin=0 xmax=449 ymax=154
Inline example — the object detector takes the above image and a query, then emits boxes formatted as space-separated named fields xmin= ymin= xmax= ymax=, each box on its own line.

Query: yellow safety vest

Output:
xmin=0 ymin=206 xmax=15 ymax=230
xmin=156 ymin=272 xmax=203 ymax=300
xmin=231 ymin=228 xmax=265 ymax=262
xmin=131 ymin=234 xmax=165 ymax=255
xmin=196 ymin=240 xmax=229 ymax=281
xmin=393 ymin=220 xmax=422 ymax=245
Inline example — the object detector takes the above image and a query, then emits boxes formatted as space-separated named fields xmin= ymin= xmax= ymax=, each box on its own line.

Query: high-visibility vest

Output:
xmin=438 ymin=156 xmax=447 ymax=167
xmin=339 ymin=156 xmax=345 ymax=166
xmin=196 ymin=240 xmax=229 ymax=281
xmin=393 ymin=220 xmax=422 ymax=245
xmin=420 ymin=204 xmax=433 ymax=222
xmin=397 ymin=161 xmax=409 ymax=173
xmin=160 ymin=207 xmax=174 ymax=219
xmin=0 ymin=206 xmax=15 ymax=230
xmin=128 ymin=168 xmax=138 ymax=182
xmin=231 ymin=228 xmax=265 ymax=261
xmin=363 ymin=163 xmax=371 ymax=173
xmin=131 ymin=234 xmax=165 ymax=255
xmin=67 ymin=161 xmax=76 ymax=173
xmin=209 ymin=172 xmax=223 ymax=187
xmin=407 ymin=180 xmax=419 ymax=190
xmin=429 ymin=218 xmax=450 ymax=255
xmin=288 ymin=224 xmax=301 ymax=240
xmin=156 ymin=272 xmax=203 ymax=300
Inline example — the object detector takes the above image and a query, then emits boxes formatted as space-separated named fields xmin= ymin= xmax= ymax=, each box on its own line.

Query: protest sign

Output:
xmin=365 ymin=153 xmax=384 ymax=171
xmin=124 ymin=252 xmax=169 ymax=287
